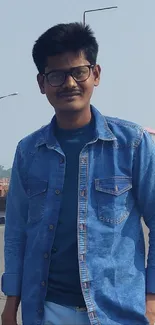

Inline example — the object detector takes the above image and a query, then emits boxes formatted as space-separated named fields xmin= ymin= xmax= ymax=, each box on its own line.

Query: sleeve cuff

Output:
xmin=146 ymin=267 xmax=155 ymax=293
xmin=1 ymin=273 xmax=22 ymax=296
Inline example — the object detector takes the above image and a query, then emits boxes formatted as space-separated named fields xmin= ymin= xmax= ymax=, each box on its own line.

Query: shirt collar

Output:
xmin=35 ymin=105 xmax=116 ymax=148
xmin=91 ymin=105 xmax=116 ymax=141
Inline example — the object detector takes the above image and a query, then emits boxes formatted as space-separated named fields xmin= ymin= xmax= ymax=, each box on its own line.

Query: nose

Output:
xmin=64 ymin=74 xmax=77 ymax=88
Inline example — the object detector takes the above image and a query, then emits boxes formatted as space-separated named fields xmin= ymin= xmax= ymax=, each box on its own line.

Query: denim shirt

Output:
xmin=1 ymin=106 xmax=155 ymax=325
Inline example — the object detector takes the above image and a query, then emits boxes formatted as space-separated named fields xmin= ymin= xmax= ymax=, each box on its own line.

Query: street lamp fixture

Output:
xmin=0 ymin=92 xmax=18 ymax=100
xmin=83 ymin=6 xmax=118 ymax=26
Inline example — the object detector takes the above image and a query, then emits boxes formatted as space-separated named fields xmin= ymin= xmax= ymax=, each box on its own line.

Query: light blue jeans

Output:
xmin=42 ymin=301 xmax=91 ymax=325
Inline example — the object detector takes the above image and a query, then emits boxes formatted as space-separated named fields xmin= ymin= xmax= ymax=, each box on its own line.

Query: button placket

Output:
xmin=79 ymin=152 xmax=92 ymax=318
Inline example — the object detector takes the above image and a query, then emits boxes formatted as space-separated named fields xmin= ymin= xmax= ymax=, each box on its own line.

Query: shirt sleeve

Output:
xmin=132 ymin=130 xmax=155 ymax=293
xmin=1 ymin=143 xmax=28 ymax=296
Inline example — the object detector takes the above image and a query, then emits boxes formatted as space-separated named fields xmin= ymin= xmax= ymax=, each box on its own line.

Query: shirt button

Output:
xmin=44 ymin=253 xmax=49 ymax=259
xmin=89 ymin=311 xmax=96 ymax=319
xmin=38 ymin=309 xmax=43 ymax=314
xmin=80 ymin=190 xmax=87 ymax=197
xmin=49 ymin=224 xmax=54 ymax=230
xmin=41 ymin=281 xmax=46 ymax=287
xmin=82 ymin=281 xmax=89 ymax=289
xmin=80 ymin=254 xmax=85 ymax=262
xmin=52 ymin=247 xmax=57 ymax=253
xmin=81 ymin=157 xmax=87 ymax=164
xmin=79 ymin=223 xmax=86 ymax=231
xmin=55 ymin=189 xmax=61 ymax=195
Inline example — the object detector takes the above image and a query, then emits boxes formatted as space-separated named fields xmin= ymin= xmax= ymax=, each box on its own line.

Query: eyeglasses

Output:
xmin=43 ymin=64 xmax=94 ymax=87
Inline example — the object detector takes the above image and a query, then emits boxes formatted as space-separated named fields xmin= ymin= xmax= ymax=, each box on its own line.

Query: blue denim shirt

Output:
xmin=2 ymin=106 xmax=155 ymax=325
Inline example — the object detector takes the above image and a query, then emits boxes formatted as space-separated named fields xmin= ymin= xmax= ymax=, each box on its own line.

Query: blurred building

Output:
xmin=0 ymin=178 xmax=9 ymax=197
xmin=145 ymin=127 xmax=155 ymax=142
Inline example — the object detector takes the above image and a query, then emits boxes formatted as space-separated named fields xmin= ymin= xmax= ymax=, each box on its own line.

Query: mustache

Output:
xmin=57 ymin=89 xmax=82 ymax=98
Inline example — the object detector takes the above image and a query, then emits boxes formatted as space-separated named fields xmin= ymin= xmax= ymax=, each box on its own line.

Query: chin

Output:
xmin=56 ymin=101 xmax=84 ymax=113
xmin=59 ymin=106 xmax=83 ymax=113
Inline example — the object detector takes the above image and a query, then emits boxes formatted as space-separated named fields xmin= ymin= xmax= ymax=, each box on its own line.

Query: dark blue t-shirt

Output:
xmin=46 ymin=117 xmax=95 ymax=306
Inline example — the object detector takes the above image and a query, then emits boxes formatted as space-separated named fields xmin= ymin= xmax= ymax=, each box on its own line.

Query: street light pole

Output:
xmin=83 ymin=6 xmax=118 ymax=26
xmin=0 ymin=92 xmax=18 ymax=100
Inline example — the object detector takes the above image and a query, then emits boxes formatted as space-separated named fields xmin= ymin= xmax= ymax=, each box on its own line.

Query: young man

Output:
xmin=1 ymin=22 xmax=155 ymax=325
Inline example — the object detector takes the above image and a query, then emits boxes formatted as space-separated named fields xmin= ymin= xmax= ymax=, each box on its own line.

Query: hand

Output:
xmin=1 ymin=312 xmax=18 ymax=325
xmin=1 ymin=296 xmax=20 ymax=325
xmin=146 ymin=294 xmax=155 ymax=325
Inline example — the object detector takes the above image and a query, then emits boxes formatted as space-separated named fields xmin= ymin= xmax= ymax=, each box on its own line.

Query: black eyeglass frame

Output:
xmin=43 ymin=64 xmax=95 ymax=87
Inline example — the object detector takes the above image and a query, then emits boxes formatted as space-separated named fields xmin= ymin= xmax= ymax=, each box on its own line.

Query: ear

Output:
xmin=37 ymin=74 xmax=45 ymax=94
xmin=93 ymin=65 xmax=101 ymax=87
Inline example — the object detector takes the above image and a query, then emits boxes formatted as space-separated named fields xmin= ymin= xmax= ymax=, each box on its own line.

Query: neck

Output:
xmin=55 ymin=107 xmax=91 ymax=130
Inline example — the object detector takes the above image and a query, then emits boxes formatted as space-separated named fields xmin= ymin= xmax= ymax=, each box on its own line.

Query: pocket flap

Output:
xmin=95 ymin=177 xmax=132 ymax=196
xmin=26 ymin=180 xmax=48 ymax=198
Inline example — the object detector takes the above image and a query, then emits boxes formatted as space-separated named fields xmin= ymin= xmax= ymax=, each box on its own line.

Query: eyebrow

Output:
xmin=45 ymin=65 xmax=90 ymax=73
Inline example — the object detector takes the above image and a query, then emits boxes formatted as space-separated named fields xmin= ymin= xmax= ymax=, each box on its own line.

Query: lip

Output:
xmin=58 ymin=93 xmax=81 ymax=98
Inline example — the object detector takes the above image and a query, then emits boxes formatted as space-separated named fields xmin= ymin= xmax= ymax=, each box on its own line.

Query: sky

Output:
xmin=0 ymin=0 xmax=155 ymax=167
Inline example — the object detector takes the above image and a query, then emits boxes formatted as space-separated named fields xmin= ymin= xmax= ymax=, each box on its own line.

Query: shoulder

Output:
xmin=18 ymin=123 xmax=50 ymax=154
xmin=105 ymin=115 xmax=144 ymax=148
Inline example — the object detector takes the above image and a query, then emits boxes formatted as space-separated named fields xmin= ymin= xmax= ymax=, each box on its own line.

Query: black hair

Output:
xmin=32 ymin=22 xmax=99 ymax=74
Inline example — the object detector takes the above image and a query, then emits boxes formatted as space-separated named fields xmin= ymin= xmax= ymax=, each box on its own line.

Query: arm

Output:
xmin=1 ymin=143 xmax=28 ymax=323
xmin=132 ymin=130 xmax=155 ymax=324
xmin=1 ymin=297 xmax=20 ymax=325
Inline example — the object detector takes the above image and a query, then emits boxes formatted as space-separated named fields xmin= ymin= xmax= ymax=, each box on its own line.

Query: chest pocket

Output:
xmin=26 ymin=180 xmax=48 ymax=223
xmin=95 ymin=177 xmax=132 ymax=226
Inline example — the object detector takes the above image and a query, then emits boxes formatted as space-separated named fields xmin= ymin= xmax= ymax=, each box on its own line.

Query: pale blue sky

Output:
xmin=0 ymin=0 xmax=155 ymax=167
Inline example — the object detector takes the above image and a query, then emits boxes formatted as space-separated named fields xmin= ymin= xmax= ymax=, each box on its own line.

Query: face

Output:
xmin=37 ymin=51 xmax=101 ymax=114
